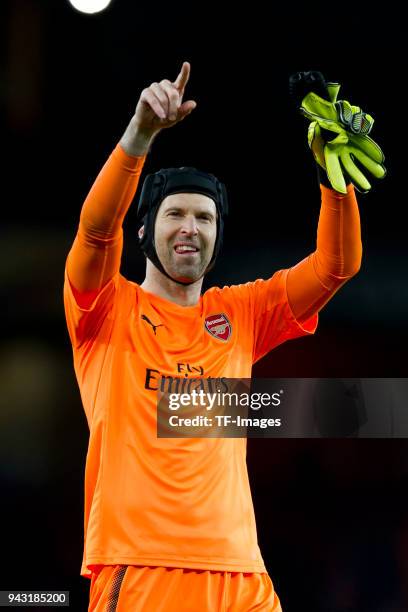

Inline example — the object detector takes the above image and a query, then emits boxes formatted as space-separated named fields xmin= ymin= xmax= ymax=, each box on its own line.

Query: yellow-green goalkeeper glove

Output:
xmin=289 ymin=71 xmax=386 ymax=194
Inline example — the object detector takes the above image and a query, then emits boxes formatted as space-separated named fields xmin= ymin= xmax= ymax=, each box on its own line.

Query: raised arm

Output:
xmin=286 ymin=70 xmax=385 ymax=323
xmin=287 ymin=182 xmax=362 ymax=323
xmin=66 ymin=61 xmax=197 ymax=306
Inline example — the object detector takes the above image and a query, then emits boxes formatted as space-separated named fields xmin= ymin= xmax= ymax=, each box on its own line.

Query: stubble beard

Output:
xmin=164 ymin=246 xmax=208 ymax=282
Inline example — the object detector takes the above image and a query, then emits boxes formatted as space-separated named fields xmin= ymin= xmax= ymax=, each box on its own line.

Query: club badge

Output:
xmin=204 ymin=313 xmax=232 ymax=342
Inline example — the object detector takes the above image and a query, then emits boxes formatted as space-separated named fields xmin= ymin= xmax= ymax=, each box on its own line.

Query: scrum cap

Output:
xmin=137 ymin=166 xmax=228 ymax=285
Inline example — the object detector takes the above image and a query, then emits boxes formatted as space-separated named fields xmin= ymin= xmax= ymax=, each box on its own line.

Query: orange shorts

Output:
xmin=88 ymin=565 xmax=282 ymax=611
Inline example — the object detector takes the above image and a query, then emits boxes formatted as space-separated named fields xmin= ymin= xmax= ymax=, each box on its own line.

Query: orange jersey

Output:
xmin=64 ymin=264 xmax=317 ymax=578
xmin=64 ymin=144 xmax=361 ymax=579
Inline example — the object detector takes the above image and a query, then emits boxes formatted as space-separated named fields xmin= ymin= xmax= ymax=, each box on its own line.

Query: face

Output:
xmin=151 ymin=193 xmax=217 ymax=283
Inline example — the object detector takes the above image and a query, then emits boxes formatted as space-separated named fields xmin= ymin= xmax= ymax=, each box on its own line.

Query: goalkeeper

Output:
xmin=63 ymin=63 xmax=384 ymax=611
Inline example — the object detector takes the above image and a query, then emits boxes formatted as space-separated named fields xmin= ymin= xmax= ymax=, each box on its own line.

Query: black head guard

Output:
xmin=137 ymin=166 xmax=228 ymax=285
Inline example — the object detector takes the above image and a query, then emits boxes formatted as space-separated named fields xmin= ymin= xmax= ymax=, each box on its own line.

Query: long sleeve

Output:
xmin=287 ymin=183 xmax=362 ymax=323
xmin=66 ymin=144 xmax=147 ymax=306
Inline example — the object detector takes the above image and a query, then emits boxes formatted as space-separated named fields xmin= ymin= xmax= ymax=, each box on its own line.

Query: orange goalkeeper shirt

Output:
xmin=64 ymin=144 xmax=361 ymax=578
xmin=64 ymin=265 xmax=317 ymax=577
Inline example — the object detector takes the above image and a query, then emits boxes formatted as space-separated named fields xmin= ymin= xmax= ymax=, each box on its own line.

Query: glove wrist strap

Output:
xmin=316 ymin=164 xmax=350 ymax=190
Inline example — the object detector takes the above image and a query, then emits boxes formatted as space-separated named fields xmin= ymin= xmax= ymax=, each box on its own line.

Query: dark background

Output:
xmin=1 ymin=1 xmax=407 ymax=610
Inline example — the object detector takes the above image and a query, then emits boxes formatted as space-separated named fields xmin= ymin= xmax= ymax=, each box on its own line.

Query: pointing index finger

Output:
xmin=173 ymin=61 xmax=190 ymax=92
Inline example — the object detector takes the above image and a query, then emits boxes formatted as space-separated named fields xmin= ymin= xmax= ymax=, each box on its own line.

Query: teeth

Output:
xmin=175 ymin=246 xmax=197 ymax=252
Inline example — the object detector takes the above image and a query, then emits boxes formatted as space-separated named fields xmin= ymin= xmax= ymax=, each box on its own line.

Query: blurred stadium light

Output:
xmin=68 ymin=0 xmax=112 ymax=14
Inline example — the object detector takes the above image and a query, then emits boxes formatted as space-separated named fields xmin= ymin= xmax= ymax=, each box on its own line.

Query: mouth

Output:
xmin=173 ymin=244 xmax=200 ymax=256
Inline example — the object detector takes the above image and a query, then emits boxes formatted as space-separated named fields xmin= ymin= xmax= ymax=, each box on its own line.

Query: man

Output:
xmin=64 ymin=62 xmax=367 ymax=611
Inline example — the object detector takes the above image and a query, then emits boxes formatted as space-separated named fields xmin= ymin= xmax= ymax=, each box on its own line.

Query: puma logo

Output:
xmin=141 ymin=314 xmax=164 ymax=336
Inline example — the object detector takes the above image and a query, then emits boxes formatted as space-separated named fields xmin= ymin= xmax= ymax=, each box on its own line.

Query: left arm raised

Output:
xmin=287 ymin=182 xmax=362 ymax=323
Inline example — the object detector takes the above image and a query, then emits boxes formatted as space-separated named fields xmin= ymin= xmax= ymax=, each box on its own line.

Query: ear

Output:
xmin=138 ymin=225 xmax=144 ymax=240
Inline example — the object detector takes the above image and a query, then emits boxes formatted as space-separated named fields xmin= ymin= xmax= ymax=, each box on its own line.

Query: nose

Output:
xmin=179 ymin=214 xmax=198 ymax=236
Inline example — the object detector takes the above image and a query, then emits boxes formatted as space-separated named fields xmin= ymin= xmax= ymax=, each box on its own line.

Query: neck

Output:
xmin=140 ymin=261 xmax=204 ymax=306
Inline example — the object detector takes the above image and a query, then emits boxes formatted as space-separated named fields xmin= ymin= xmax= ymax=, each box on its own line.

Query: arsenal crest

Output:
xmin=205 ymin=313 xmax=232 ymax=342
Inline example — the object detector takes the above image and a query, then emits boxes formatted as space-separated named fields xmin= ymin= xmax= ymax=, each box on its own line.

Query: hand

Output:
xmin=300 ymin=87 xmax=374 ymax=137
xmin=289 ymin=71 xmax=386 ymax=193
xmin=133 ymin=61 xmax=197 ymax=135
xmin=303 ymin=86 xmax=385 ymax=193
xmin=308 ymin=121 xmax=386 ymax=194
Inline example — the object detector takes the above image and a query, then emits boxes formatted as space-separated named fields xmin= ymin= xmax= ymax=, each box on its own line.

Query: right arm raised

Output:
xmin=66 ymin=61 xmax=197 ymax=306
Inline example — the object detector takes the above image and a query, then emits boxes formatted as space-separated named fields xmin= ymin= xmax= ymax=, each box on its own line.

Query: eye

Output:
xmin=168 ymin=211 xmax=181 ymax=217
